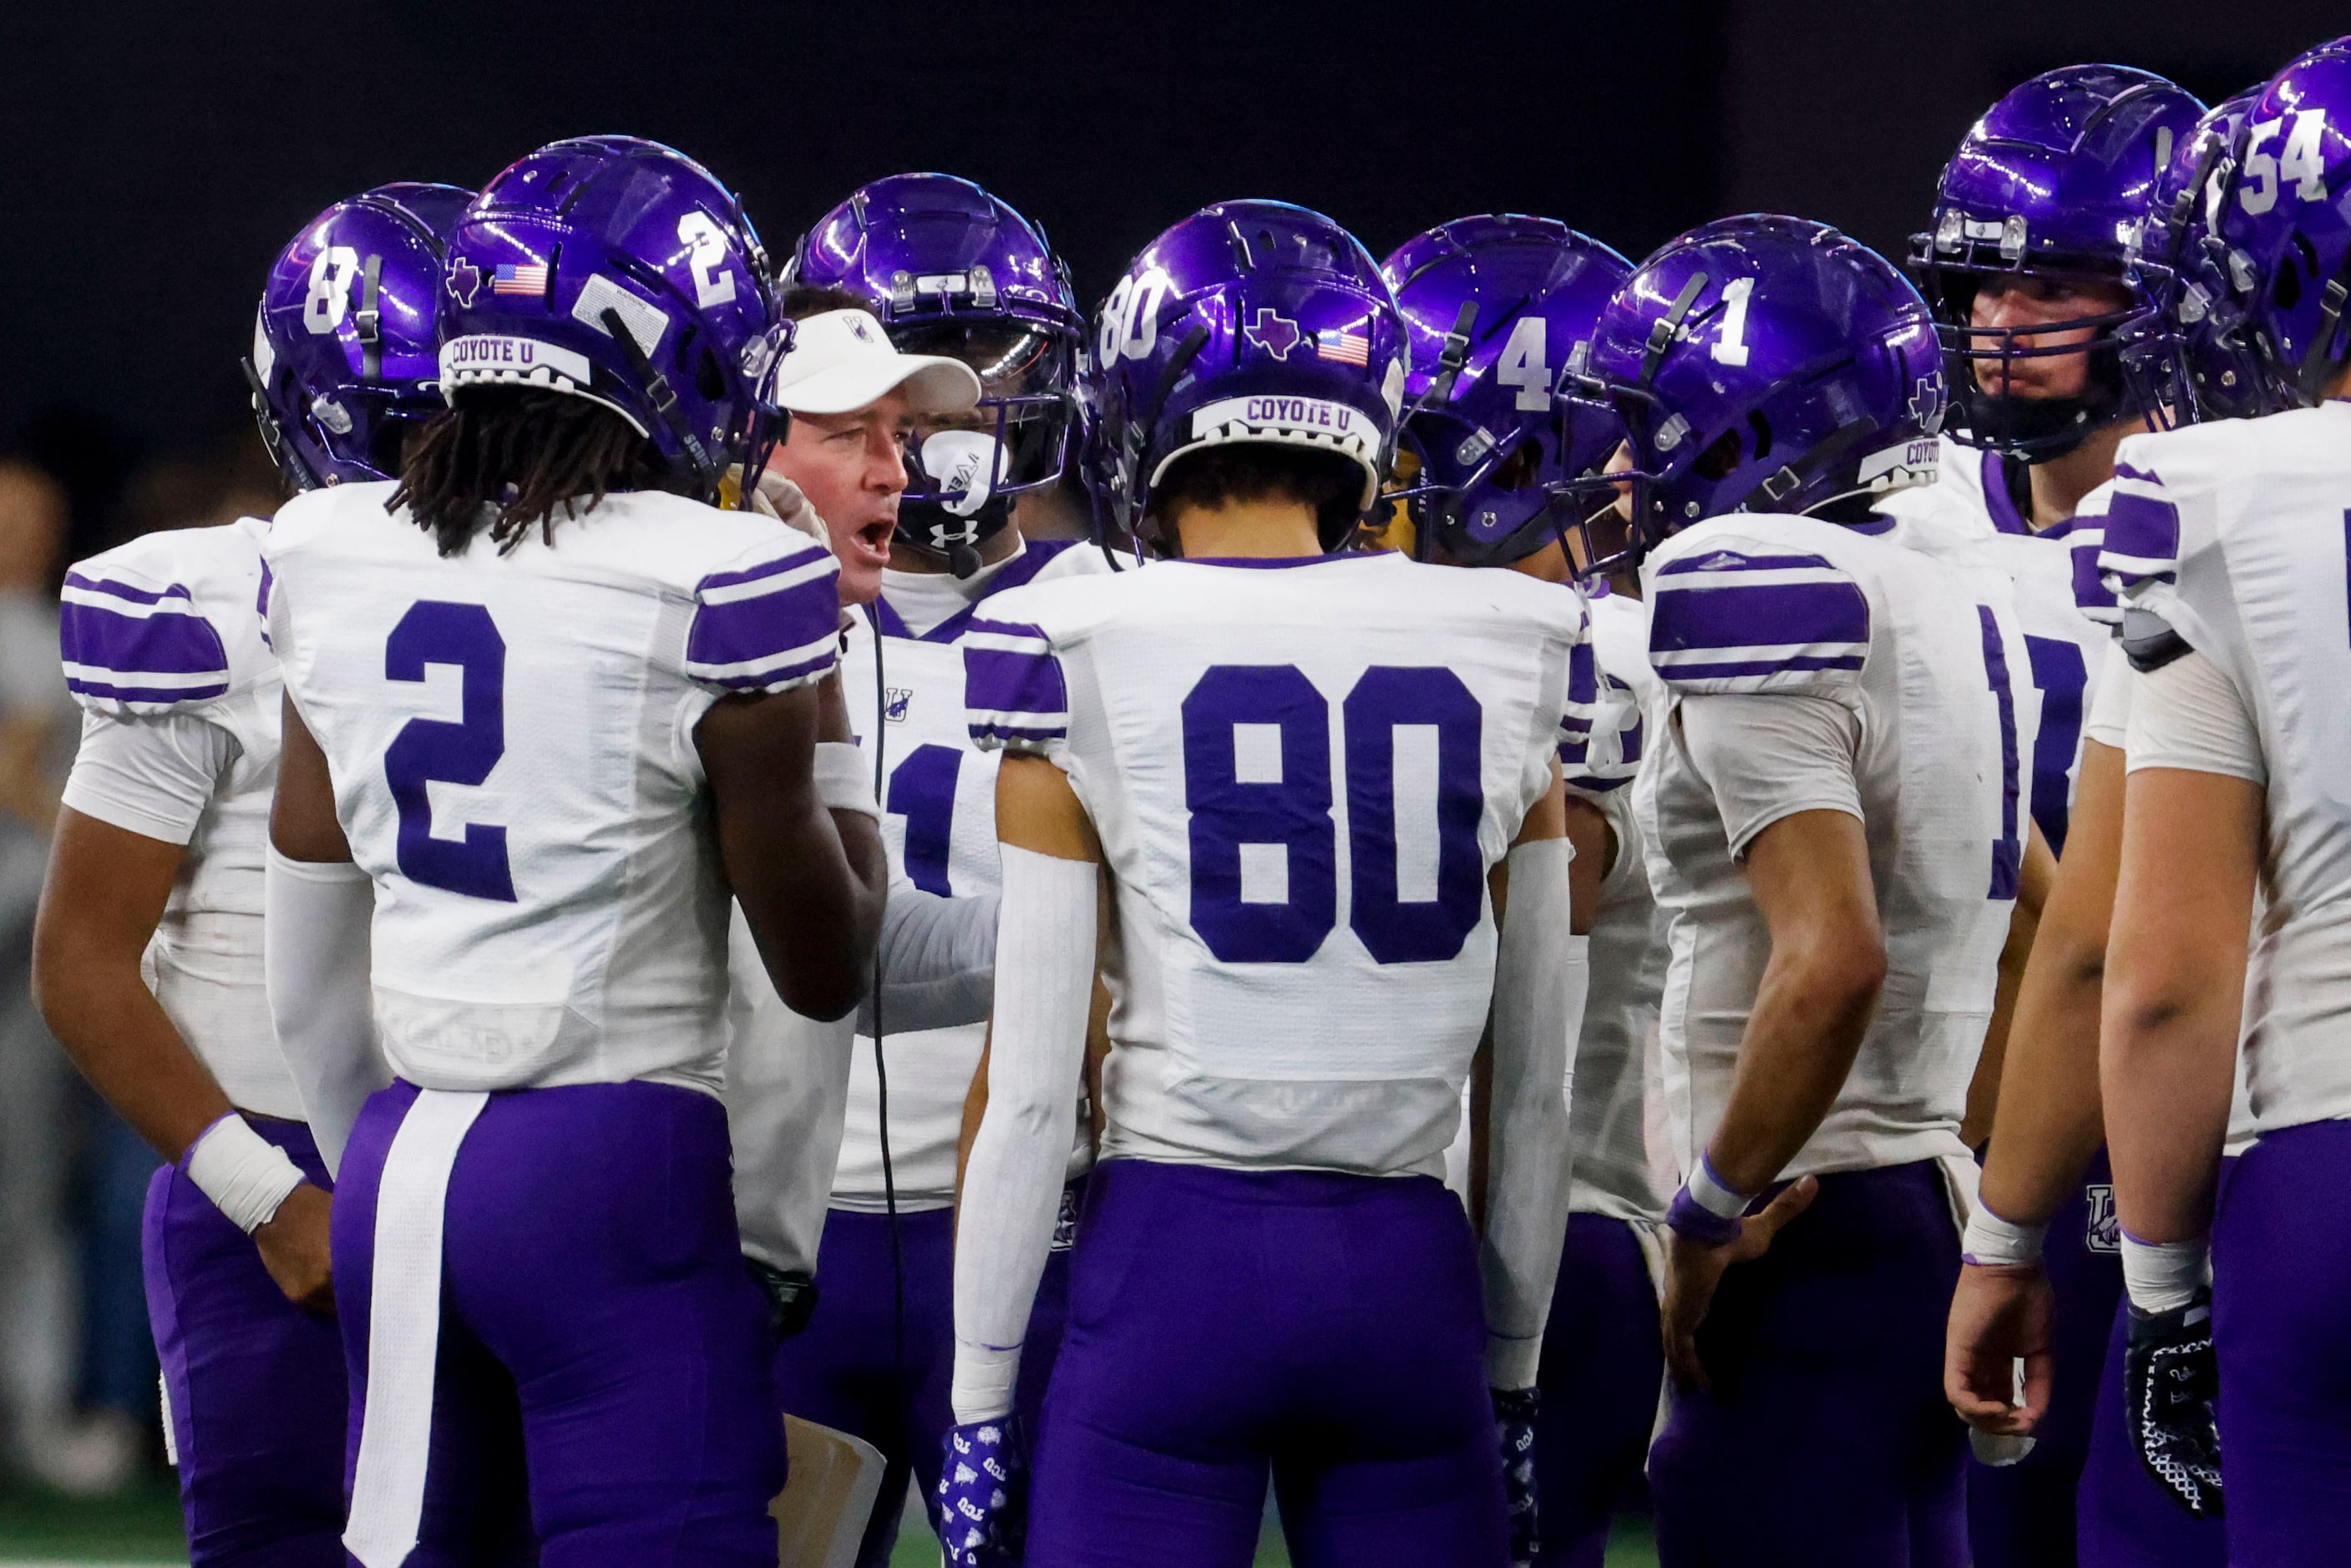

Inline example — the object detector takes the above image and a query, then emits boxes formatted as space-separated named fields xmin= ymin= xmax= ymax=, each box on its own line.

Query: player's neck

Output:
xmin=2026 ymin=419 xmax=2137 ymax=529
xmin=1168 ymin=501 xmax=1323 ymax=560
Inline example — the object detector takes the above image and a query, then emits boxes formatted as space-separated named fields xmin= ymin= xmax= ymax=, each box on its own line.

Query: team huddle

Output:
xmin=23 ymin=32 xmax=2351 ymax=1568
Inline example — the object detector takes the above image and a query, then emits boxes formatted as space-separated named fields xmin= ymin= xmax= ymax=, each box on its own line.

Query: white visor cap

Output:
xmin=770 ymin=308 xmax=982 ymax=417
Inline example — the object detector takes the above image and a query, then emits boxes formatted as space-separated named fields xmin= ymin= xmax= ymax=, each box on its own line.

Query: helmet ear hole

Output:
xmin=1694 ymin=427 xmax=1745 ymax=481
xmin=695 ymin=347 xmax=726 ymax=402
xmin=1746 ymin=409 xmax=1774 ymax=461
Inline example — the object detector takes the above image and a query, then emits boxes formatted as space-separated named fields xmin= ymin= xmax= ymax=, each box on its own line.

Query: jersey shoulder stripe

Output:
xmin=682 ymin=543 xmax=841 ymax=694
xmin=1556 ymin=638 xmax=1599 ymax=771
xmin=60 ymin=521 xmax=271 ymax=716
xmin=1645 ymin=544 xmax=1868 ymax=695
xmin=2098 ymin=459 xmax=2181 ymax=594
xmin=964 ymin=617 xmax=1067 ymax=751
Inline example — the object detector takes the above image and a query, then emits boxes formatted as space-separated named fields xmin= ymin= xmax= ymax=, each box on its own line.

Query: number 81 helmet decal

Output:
xmin=1084 ymin=200 xmax=1408 ymax=554
xmin=247 ymin=183 xmax=472 ymax=489
xmin=2216 ymin=36 xmax=2351 ymax=408
xmin=1582 ymin=215 xmax=1946 ymax=554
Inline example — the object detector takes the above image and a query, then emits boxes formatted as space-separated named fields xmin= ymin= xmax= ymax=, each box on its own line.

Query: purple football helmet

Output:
xmin=2216 ymin=37 xmax=2351 ymax=407
xmin=789 ymin=173 xmax=1082 ymax=574
xmin=246 ymin=183 xmax=470 ymax=488
xmin=439 ymin=136 xmax=782 ymax=499
xmin=1379 ymin=215 xmax=1633 ymax=568
xmin=2122 ymin=93 xmax=2270 ymax=425
xmin=1084 ymin=200 xmax=1407 ymax=554
xmin=1583 ymin=215 xmax=1945 ymax=553
xmin=1910 ymin=65 xmax=2206 ymax=458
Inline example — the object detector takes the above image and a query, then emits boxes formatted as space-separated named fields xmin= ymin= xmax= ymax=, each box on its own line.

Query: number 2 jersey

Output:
xmin=1635 ymin=512 xmax=2038 ymax=1180
xmin=967 ymin=550 xmax=1590 ymax=1179
xmin=263 ymin=480 xmax=842 ymax=1095
xmin=2101 ymin=404 xmax=2351 ymax=1139
xmin=57 ymin=517 xmax=297 ymax=1117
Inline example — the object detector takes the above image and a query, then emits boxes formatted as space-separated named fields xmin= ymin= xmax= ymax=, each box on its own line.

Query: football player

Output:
xmin=1588 ymin=215 xmax=2028 ymax=1566
xmin=30 ymin=183 xmax=464 ymax=1566
xmin=1942 ymin=94 xmax=2254 ymax=1568
xmin=2099 ymin=38 xmax=2351 ymax=1565
xmin=1381 ymin=213 xmax=1662 ymax=1568
xmin=940 ymin=200 xmax=1586 ymax=1567
xmin=1890 ymin=64 xmax=2207 ymax=1565
xmin=261 ymin=138 xmax=889 ymax=1565
xmin=745 ymin=175 xmax=1110 ymax=1568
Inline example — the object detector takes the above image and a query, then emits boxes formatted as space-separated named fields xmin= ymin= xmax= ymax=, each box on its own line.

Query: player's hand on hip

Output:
xmin=1945 ymin=1261 xmax=2055 ymax=1435
xmin=1662 ymin=1176 xmax=1816 ymax=1393
xmin=938 ymin=1415 xmax=1027 ymax=1565
xmin=252 ymin=1182 xmax=335 ymax=1313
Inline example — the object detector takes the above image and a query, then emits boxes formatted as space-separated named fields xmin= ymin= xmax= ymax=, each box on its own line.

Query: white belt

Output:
xmin=344 ymin=1088 xmax=489 ymax=1568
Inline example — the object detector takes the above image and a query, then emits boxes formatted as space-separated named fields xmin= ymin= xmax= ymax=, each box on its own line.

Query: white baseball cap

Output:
xmin=770 ymin=308 xmax=981 ymax=417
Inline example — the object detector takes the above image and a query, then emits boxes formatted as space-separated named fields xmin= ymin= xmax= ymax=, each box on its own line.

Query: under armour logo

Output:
xmin=1244 ymin=307 xmax=1302 ymax=361
xmin=1909 ymin=377 xmax=1945 ymax=435
xmin=447 ymin=256 xmax=483 ymax=307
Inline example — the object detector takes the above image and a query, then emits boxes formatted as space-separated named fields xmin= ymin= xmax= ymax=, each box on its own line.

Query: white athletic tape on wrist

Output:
xmin=2120 ymin=1231 xmax=2210 ymax=1315
xmin=1686 ymin=1153 xmax=1751 ymax=1221
xmin=185 ymin=1114 xmax=304 ymax=1233
xmin=1962 ymin=1201 xmax=2049 ymax=1268
xmin=813 ymin=741 xmax=880 ymax=822
xmin=950 ymin=1343 xmax=1021 ymax=1426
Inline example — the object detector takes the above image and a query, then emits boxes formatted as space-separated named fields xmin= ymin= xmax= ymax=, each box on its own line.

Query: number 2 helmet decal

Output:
xmin=247 ymin=183 xmax=472 ymax=490
xmin=2216 ymin=36 xmax=2351 ymax=408
xmin=1583 ymin=215 xmax=1946 ymax=556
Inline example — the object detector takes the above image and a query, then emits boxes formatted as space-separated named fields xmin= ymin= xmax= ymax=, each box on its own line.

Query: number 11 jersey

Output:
xmin=265 ymin=480 xmax=842 ymax=1096
xmin=968 ymin=551 xmax=1589 ymax=1179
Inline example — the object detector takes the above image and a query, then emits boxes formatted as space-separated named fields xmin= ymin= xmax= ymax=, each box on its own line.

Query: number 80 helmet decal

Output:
xmin=247 ymin=183 xmax=472 ymax=490
xmin=1083 ymin=200 xmax=1408 ymax=554
xmin=1582 ymin=215 xmax=1947 ymax=555
xmin=2215 ymin=37 xmax=2351 ymax=408
xmin=438 ymin=136 xmax=785 ymax=501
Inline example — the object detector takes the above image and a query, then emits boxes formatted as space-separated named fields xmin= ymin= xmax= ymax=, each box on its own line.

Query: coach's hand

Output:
xmin=1946 ymin=1261 xmax=2055 ymax=1436
xmin=253 ymin=1183 xmax=335 ymax=1313
xmin=1662 ymin=1176 xmax=1815 ymax=1393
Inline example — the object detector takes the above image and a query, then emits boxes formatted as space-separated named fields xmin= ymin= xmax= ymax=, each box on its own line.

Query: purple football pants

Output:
xmin=2212 ymin=1120 xmax=2351 ymax=1567
xmin=1024 ymin=1159 xmax=1509 ymax=1568
xmin=334 ymin=1079 xmax=784 ymax=1567
xmin=142 ymin=1113 xmax=345 ymax=1566
xmin=771 ymin=1186 xmax=1077 ymax=1568
xmin=1649 ymin=1160 xmax=1967 ymax=1568
xmin=1534 ymin=1211 xmax=1660 ymax=1567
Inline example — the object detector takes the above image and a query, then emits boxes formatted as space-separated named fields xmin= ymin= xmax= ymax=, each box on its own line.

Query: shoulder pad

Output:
xmin=1644 ymin=541 xmax=1869 ymax=696
xmin=964 ymin=617 xmax=1067 ymax=753
xmin=60 ymin=523 xmax=270 ymax=717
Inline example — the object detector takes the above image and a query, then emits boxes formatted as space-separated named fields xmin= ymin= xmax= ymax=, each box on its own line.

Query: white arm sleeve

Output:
xmin=2126 ymin=649 xmax=2266 ymax=786
xmin=1680 ymin=692 xmax=1863 ymax=858
xmin=950 ymin=845 xmax=1097 ymax=1424
xmin=2082 ymin=639 xmax=2133 ymax=751
xmin=1481 ymin=837 xmax=1581 ymax=1391
xmin=58 ymin=708 xmax=234 ymax=845
xmin=263 ymin=847 xmax=387 ymax=1177
xmin=856 ymin=878 xmax=1000 ymax=1036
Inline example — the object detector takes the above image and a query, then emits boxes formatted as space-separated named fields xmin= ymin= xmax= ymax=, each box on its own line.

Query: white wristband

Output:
xmin=2120 ymin=1231 xmax=2211 ymax=1315
xmin=1685 ymin=1153 xmax=1751 ymax=1220
xmin=1962 ymin=1201 xmax=2048 ymax=1267
xmin=813 ymin=741 xmax=880 ymax=822
xmin=185 ymin=1114 xmax=306 ymax=1233
xmin=950 ymin=1342 xmax=1020 ymax=1426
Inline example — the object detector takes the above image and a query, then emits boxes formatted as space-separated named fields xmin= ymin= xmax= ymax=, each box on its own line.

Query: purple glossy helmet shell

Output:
xmin=2217 ymin=37 xmax=2351 ymax=407
xmin=248 ymin=183 xmax=471 ymax=488
xmin=1380 ymin=215 xmax=1633 ymax=568
xmin=440 ymin=136 xmax=780 ymax=498
xmin=789 ymin=173 xmax=1081 ymax=569
xmin=1586 ymin=215 xmax=1945 ymax=552
xmin=1910 ymin=64 xmax=2207 ymax=458
xmin=1086 ymin=199 xmax=1406 ymax=553
xmin=2124 ymin=93 xmax=2271 ymax=424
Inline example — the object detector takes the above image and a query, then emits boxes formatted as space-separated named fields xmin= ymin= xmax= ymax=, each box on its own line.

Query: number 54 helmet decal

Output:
xmin=2215 ymin=36 xmax=2351 ymax=408
xmin=247 ymin=183 xmax=471 ymax=490
xmin=1582 ymin=215 xmax=1946 ymax=556
xmin=438 ymin=136 xmax=784 ymax=502
xmin=1083 ymin=200 xmax=1408 ymax=554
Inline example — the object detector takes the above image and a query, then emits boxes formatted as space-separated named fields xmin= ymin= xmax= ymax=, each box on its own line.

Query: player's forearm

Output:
xmin=1977 ymin=922 xmax=2110 ymax=1223
xmin=33 ymin=942 xmax=231 ymax=1161
xmin=1705 ymin=939 xmax=1882 ymax=1195
xmin=733 ymin=801 xmax=888 ymax=1021
xmin=2100 ymin=981 xmax=2236 ymax=1243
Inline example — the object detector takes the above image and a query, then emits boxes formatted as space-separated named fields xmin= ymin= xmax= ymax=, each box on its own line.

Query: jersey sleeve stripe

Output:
xmin=686 ymin=554 xmax=843 ymax=694
xmin=1556 ymin=640 xmax=1597 ymax=765
xmin=2067 ymin=529 xmax=2120 ymax=626
xmin=61 ymin=572 xmax=195 ymax=609
xmin=964 ymin=620 xmax=1068 ymax=749
xmin=2099 ymin=479 xmax=2181 ymax=591
xmin=58 ymin=588 xmax=231 ymax=708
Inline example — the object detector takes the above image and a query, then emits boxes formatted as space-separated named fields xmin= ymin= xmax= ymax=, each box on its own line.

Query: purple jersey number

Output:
xmin=383 ymin=600 xmax=516 ymax=903
xmin=886 ymin=742 xmax=963 ymax=898
xmin=2023 ymin=634 xmax=2088 ymax=856
xmin=1181 ymin=663 xmax=1484 ymax=964
xmin=1976 ymin=605 xmax=2023 ymax=901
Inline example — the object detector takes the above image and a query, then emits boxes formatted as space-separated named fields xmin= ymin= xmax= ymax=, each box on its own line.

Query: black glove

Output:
xmin=745 ymin=1259 xmax=820 ymax=1341
xmin=2122 ymin=1292 xmax=2223 ymax=1517
xmin=1492 ymin=1386 xmax=1541 ymax=1564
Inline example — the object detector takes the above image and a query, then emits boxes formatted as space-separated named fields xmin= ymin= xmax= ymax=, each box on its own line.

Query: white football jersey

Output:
xmin=1566 ymin=588 xmax=1672 ymax=1222
xmin=1635 ymin=513 xmax=2037 ymax=1180
xmin=970 ymin=551 xmax=1588 ymax=1178
xmin=2102 ymin=405 xmax=2351 ymax=1138
xmin=57 ymin=518 xmax=296 ymax=1118
xmin=829 ymin=539 xmax=1111 ymax=1209
xmin=265 ymin=481 xmax=840 ymax=1095
xmin=1877 ymin=435 xmax=2114 ymax=850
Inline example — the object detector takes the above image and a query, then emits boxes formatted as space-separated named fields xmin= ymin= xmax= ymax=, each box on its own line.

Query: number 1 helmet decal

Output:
xmin=1583 ymin=215 xmax=1946 ymax=556
xmin=2215 ymin=37 xmax=2351 ymax=408
xmin=248 ymin=183 xmax=472 ymax=490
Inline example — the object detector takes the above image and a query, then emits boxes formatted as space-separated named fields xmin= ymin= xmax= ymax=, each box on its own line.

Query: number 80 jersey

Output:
xmin=968 ymin=552 xmax=1590 ymax=1179
xmin=265 ymin=480 xmax=842 ymax=1096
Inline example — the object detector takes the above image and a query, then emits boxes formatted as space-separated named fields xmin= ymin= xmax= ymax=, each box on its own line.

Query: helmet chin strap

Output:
xmin=600 ymin=306 xmax=722 ymax=498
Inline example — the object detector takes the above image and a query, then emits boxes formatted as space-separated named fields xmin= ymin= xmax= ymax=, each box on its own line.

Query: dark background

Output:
xmin=4 ymin=0 xmax=2343 ymax=554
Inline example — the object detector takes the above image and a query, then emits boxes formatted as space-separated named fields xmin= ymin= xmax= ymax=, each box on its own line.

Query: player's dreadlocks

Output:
xmin=393 ymin=386 xmax=676 ymax=558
